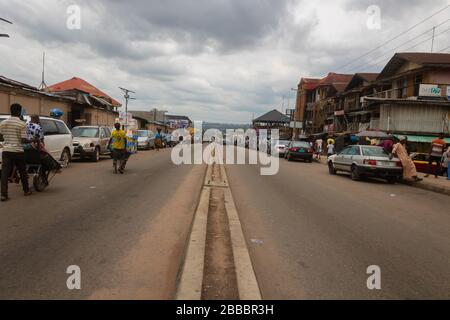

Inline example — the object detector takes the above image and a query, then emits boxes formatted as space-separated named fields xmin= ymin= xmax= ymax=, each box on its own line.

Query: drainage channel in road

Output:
xmin=176 ymin=155 xmax=261 ymax=300
xmin=202 ymin=163 xmax=239 ymax=300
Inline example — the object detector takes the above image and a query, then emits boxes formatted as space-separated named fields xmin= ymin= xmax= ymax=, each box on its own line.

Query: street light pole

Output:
xmin=119 ymin=87 xmax=136 ymax=131
xmin=291 ymin=88 xmax=299 ymax=140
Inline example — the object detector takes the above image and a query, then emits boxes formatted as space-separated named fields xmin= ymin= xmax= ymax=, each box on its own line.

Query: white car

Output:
xmin=0 ymin=115 xmax=74 ymax=168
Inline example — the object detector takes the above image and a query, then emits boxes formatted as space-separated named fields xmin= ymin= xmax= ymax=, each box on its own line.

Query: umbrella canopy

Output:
xmin=356 ymin=130 xmax=389 ymax=138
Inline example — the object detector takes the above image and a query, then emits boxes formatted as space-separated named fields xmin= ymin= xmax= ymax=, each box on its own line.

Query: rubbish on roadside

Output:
xmin=250 ymin=239 xmax=264 ymax=245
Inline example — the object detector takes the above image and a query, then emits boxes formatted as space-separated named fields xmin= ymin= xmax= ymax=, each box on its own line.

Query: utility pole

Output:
xmin=431 ymin=26 xmax=436 ymax=53
xmin=38 ymin=52 xmax=48 ymax=91
xmin=119 ymin=87 xmax=136 ymax=130
xmin=0 ymin=17 xmax=12 ymax=38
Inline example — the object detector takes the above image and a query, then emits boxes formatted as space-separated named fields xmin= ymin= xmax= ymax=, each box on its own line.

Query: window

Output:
xmin=100 ymin=128 xmax=108 ymax=138
xmin=41 ymin=119 xmax=59 ymax=136
xmin=56 ymin=121 xmax=71 ymax=135
xmin=414 ymin=74 xmax=423 ymax=96
xmin=72 ymin=127 xmax=99 ymax=138
xmin=362 ymin=147 xmax=388 ymax=157
xmin=339 ymin=147 xmax=351 ymax=155
xmin=348 ymin=146 xmax=361 ymax=156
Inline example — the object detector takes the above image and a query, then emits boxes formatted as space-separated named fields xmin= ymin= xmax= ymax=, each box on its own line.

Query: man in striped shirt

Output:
xmin=0 ymin=103 xmax=32 ymax=202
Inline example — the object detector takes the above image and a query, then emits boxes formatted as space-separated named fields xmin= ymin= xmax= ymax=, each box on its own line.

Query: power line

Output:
xmin=350 ymin=26 xmax=450 ymax=72
xmin=335 ymin=4 xmax=450 ymax=71
xmin=439 ymin=45 xmax=450 ymax=52
xmin=343 ymin=25 xmax=437 ymax=73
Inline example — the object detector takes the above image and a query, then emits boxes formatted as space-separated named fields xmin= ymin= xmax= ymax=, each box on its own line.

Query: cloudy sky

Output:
xmin=0 ymin=0 xmax=449 ymax=122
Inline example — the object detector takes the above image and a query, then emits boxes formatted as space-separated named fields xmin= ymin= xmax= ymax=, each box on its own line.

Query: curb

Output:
xmin=400 ymin=180 xmax=450 ymax=197
xmin=317 ymin=158 xmax=450 ymax=197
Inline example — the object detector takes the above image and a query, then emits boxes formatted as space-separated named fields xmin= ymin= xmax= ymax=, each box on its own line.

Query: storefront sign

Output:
xmin=334 ymin=110 xmax=345 ymax=116
xmin=419 ymin=84 xmax=441 ymax=97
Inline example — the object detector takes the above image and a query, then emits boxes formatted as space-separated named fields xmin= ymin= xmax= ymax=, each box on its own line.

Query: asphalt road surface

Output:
xmin=225 ymin=152 xmax=450 ymax=300
xmin=0 ymin=149 xmax=206 ymax=299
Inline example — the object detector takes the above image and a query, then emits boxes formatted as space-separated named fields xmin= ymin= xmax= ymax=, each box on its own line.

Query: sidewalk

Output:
xmin=316 ymin=157 xmax=450 ymax=197
xmin=408 ymin=173 xmax=450 ymax=197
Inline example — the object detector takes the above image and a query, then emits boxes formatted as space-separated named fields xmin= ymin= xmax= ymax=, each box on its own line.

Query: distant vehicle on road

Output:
xmin=284 ymin=141 xmax=314 ymax=162
xmin=137 ymin=130 xmax=155 ymax=150
xmin=0 ymin=115 xmax=74 ymax=168
xmin=328 ymin=145 xmax=403 ymax=183
xmin=72 ymin=126 xmax=112 ymax=162
xmin=271 ymin=140 xmax=291 ymax=157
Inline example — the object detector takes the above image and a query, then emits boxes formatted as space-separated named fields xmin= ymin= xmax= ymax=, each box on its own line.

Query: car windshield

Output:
xmin=362 ymin=147 xmax=389 ymax=157
xmin=138 ymin=131 xmax=149 ymax=137
xmin=277 ymin=140 xmax=291 ymax=145
xmin=291 ymin=142 xmax=310 ymax=148
xmin=72 ymin=127 xmax=99 ymax=138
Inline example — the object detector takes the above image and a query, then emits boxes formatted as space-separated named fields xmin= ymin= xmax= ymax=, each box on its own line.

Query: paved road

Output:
xmin=225 ymin=153 xmax=450 ymax=299
xmin=0 ymin=149 xmax=206 ymax=299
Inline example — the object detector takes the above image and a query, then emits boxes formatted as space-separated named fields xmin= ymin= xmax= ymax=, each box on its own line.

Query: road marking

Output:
xmin=176 ymin=147 xmax=215 ymax=300
xmin=176 ymin=185 xmax=211 ymax=300
xmin=222 ymin=164 xmax=262 ymax=300
xmin=176 ymin=147 xmax=261 ymax=300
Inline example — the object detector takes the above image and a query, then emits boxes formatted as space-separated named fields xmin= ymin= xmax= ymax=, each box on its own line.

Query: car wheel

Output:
xmin=328 ymin=162 xmax=337 ymax=175
xmin=60 ymin=148 xmax=71 ymax=168
xmin=92 ymin=147 xmax=100 ymax=162
xmin=351 ymin=165 xmax=361 ymax=181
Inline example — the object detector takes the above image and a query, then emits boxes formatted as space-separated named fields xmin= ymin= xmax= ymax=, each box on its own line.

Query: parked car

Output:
xmin=0 ymin=115 xmax=74 ymax=168
xmin=137 ymin=130 xmax=155 ymax=150
xmin=328 ymin=145 xmax=403 ymax=183
xmin=71 ymin=125 xmax=112 ymax=162
xmin=284 ymin=141 xmax=314 ymax=162
xmin=410 ymin=152 xmax=441 ymax=175
xmin=270 ymin=140 xmax=291 ymax=157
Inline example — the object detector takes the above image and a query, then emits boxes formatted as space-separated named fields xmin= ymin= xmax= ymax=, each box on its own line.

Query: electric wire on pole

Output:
xmin=119 ymin=87 xmax=136 ymax=131
xmin=335 ymin=4 xmax=450 ymax=72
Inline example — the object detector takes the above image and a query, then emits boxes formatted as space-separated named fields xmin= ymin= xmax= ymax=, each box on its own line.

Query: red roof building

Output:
xmin=48 ymin=77 xmax=121 ymax=107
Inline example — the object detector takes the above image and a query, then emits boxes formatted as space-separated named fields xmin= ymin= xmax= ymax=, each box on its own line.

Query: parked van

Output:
xmin=0 ymin=115 xmax=74 ymax=168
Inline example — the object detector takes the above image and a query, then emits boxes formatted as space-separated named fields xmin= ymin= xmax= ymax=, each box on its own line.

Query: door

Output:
xmin=343 ymin=146 xmax=362 ymax=170
xmin=334 ymin=147 xmax=350 ymax=170
xmin=99 ymin=127 xmax=109 ymax=153
xmin=40 ymin=119 xmax=61 ymax=159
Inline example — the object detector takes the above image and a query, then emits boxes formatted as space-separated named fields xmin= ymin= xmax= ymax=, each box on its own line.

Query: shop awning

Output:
xmin=394 ymin=135 xmax=450 ymax=144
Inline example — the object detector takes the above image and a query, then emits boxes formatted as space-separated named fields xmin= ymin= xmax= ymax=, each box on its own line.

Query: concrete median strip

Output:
xmin=176 ymin=184 xmax=211 ymax=300
xmin=221 ymin=164 xmax=262 ymax=300
xmin=176 ymin=151 xmax=261 ymax=300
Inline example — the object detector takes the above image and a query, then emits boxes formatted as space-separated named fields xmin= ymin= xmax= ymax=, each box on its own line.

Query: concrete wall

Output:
xmin=0 ymin=90 xmax=70 ymax=123
xmin=84 ymin=108 xmax=117 ymax=127
xmin=379 ymin=103 xmax=449 ymax=134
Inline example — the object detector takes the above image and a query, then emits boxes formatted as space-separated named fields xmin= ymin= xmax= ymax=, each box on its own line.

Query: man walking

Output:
xmin=425 ymin=133 xmax=446 ymax=178
xmin=109 ymin=123 xmax=127 ymax=174
xmin=0 ymin=103 xmax=32 ymax=202
xmin=327 ymin=141 xmax=335 ymax=157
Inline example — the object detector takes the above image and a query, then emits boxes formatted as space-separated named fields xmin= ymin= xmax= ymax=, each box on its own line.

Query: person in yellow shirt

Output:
xmin=109 ymin=123 xmax=127 ymax=174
